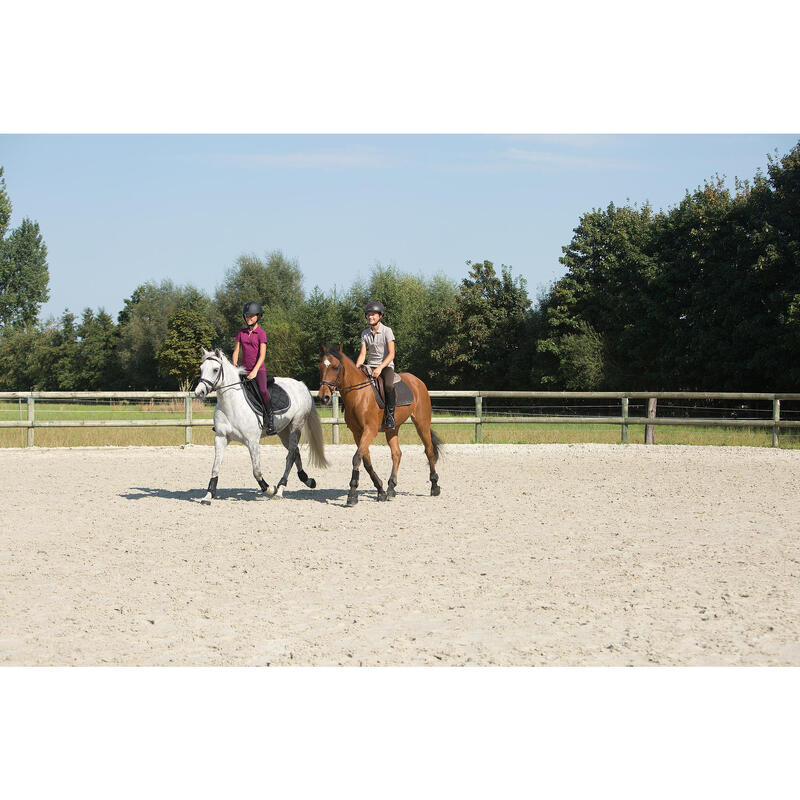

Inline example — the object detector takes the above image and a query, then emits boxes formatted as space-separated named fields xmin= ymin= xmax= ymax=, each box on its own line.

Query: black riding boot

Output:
xmin=263 ymin=400 xmax=277 ymax=436
xmin=381 ymin=388 xmax=396 ymax=431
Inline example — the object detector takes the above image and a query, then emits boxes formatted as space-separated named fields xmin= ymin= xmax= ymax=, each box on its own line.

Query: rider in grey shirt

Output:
xmin=355 ymin=301 xmax=397 ymax=430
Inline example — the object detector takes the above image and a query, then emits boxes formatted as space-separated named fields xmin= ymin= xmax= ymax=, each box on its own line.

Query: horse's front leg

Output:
xmin=202 ymin=433 xmax=228 ymax=504
xmin=385 ymin=431 xmax=402 ymax=500
xmin=347 ymin=427 xmax=377 ymax=506
xmin=272 ymin=428 xmax=301 ymax=498
xmin=246 ymin=438 xmax=270 ymax=495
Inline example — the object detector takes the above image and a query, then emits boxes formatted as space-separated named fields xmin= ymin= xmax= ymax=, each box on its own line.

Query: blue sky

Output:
xmin=2 ymin=134 xmax=798 ymax=322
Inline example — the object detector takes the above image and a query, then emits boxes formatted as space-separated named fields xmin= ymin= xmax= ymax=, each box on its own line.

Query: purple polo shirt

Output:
xmin=236 ymin=325 xmax=267 ymax=371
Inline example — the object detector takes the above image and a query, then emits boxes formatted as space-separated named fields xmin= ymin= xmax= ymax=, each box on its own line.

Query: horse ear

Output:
xmin=214 ymin=348 xmax=221 ymax=357
xmin=319 ymin=345 xmax=326 ymax=354
xmin=336 ymin=343 xmax=342 ymax=352
xmin=201 ymin=347 xmax=209 ymax=357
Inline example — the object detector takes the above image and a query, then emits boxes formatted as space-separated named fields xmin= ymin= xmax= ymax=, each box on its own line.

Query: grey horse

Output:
xmin=194 ymin=348 xmax=328 ymax=503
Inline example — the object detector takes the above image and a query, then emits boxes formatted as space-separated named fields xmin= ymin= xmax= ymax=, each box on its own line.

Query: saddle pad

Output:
xmin=371 ymin=374 xmax=414 ymax=409
xmin=242 ymin=378 xmax=291 ymax=418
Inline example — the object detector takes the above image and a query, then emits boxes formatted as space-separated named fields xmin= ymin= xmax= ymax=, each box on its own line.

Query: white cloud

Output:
xmin=499 ymin=147 xmax=643 ymax=171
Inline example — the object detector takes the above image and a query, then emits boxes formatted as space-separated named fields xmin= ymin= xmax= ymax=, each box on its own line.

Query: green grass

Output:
xmin=1 ymin=400 xmax=797 ymax=448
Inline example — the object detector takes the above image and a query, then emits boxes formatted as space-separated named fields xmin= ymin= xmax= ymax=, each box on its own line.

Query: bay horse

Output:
xmin=317 ymin=344 xmax=442 ymax=505
xmin=194 ymin=348 xmax=328 ymax=503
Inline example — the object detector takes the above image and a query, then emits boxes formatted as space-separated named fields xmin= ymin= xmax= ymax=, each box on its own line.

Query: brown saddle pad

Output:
xmin=363 ymin=370 xmax=414 ymax=409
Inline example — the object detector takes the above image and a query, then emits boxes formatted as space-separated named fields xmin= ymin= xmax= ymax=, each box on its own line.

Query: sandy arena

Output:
xmin=2 ymin=442 xmax=799 ymax=666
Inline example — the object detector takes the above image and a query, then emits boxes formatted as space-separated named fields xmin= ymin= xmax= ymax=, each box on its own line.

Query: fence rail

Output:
xmin=2 ymin=390 xmax=800 ymax=447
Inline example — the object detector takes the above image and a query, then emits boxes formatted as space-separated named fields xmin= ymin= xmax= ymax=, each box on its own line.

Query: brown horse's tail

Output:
xmin=430 ymin=428 xmax=444 ymax=463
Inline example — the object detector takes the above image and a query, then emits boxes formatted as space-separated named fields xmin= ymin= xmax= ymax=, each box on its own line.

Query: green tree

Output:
xmin=157 ymin=305 xmax=217 ymax=390
xmin=0 ymin=167 xmax=50 ymax=329
xmin=430 ymin=260 xmax=531 ymax=388
xmin=117 ymin=281 xmax=217 ymax=389
xmin=214 ymin=250 xmax=304 ymax=342
xmin=536 ymin=203 xmax=659 ymax=389
xmin=76 ymin=308 xmax=121 ymax=390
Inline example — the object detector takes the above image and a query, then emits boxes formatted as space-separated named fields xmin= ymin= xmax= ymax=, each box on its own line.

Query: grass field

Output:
xmin=1 ymin=399 xmax=798 ymax=449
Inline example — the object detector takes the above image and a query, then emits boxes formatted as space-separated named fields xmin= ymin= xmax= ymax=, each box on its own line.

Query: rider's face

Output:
xmin=366 ymin=312 xmax=381 ymax=324
xmin=245 ymin=314 xmax=258 ymax=326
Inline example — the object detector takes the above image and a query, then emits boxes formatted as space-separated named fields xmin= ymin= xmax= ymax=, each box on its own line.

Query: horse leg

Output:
xmin=347 ymin=426 xmax=376 ymax=507
xmin=362 ymin=444 xmax=386 ymax=501
xmin=202 ymin=433 xmax=228 ymax=504
xmin=246 ymin=436 xmax=270 ymax=496
xmin=292 ymin=446 xmax=316 ymax=489
xmin=412 ymin=416 xmax=441 ymax=496
xmin=272 ymin=427 xmax=300 ymax=498
xmin=384 ymin=431 xmax=402 ymax=500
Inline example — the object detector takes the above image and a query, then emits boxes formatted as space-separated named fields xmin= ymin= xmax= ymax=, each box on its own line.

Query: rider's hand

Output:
xmin=373 ymin=366 xmax=382 ymax=377
xmin=247 ymin=371 xmax=257 ymax=380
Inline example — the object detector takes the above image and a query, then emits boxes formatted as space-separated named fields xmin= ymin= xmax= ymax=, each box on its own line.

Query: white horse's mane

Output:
xmin=202 ymin=347 xmax=247 ymax=379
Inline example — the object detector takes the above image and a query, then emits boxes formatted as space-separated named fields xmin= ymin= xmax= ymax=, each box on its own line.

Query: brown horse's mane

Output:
xmin=323 ymin=344 xmax=352 ymax=365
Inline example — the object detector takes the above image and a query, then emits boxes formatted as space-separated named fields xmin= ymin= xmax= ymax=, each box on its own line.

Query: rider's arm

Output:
xmin=248 ymin=342 xmax=266 ymax=379
xmin=354 ymin=342 xmax=367 ymax=369
xmin=232 ymin=341 xmax=241 ymax=366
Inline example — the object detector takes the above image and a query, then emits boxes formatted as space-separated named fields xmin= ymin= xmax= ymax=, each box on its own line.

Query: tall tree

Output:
xmin=0 ymin=167 xmax=50 ymax=329
xmin=157 ymin=304 xmax=217 ymax=390
xmin=214 ymin=250 xmax=304 ymax=342
xmin=430 ymin=260 xmax=531 ymax=388
xmin=117 ymin=281 xmax=216 ymax=389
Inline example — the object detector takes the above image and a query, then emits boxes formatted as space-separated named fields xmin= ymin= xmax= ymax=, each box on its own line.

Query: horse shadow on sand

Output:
xmin=119 ymin=486 xmax=350 ymax=504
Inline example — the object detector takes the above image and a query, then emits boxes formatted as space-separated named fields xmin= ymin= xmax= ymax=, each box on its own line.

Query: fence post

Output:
xmin=621 ymin=396 xmax=628 ymax=443
xmin=185 ymin=394 xmax=193 ymax=445
xmin=27 ymin=395 xmax=35 ymax=447
xmin=332 ymin=392 xmax=340 ymax=445
xmin=475 ymin=395 xmax=483 ymax=443
xmin=645 ymin=397 xmax=657 ymax=444
xmin=772 ymin=398 xmax=780 ymax=448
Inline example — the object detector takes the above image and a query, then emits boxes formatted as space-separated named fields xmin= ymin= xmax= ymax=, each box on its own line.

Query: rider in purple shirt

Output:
xmin=232 ymin=301 xmax=276 ymax=435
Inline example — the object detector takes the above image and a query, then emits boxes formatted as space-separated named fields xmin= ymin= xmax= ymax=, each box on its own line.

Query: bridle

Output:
xmin=196 ymin=355 xmax=244 ymax=395
xmin=319 ymin=353 xmax=371 ymax=396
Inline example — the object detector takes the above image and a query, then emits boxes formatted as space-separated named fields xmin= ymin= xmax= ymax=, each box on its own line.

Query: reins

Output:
xmin=320 ymin=353 xmax=371 ymax=395
xmin=197 ymin=356 xmax=246 ymax=395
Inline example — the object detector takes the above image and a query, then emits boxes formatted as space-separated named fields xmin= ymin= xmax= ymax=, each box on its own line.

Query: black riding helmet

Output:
xmin=242 ymin=301 xmax=263 ymax=322
xmin=364 ymin=301 xmax=385 ymax=317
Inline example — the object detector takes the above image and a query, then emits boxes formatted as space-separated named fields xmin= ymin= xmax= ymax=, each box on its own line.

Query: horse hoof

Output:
xmin=430 ymin=485 xmax=441 ymax=496
xmin=307 ymin=478 xmax=317 ymax=489
xmin=386 ymin=491 xmax=395 ymax=501
xmin=347 ymin=494 xmax=358 ymax=506
xmin=201 ymin=498 xmax=212 ymax=506
xmin=377 ymin=492 xmax=387 ymax=502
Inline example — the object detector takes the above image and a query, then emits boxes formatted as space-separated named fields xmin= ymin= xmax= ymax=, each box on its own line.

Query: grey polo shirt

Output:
xmin=361 ymin=324 xmax=395 ymax=368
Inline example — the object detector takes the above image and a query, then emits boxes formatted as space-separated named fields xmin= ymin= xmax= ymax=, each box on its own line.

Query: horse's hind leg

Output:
xmin=246 ymin=437 xmax=270 ymax=496
xmin=202 ymin=433 xmax=228 ymax=504
xmin=362 ymin=444 xmax=386 ymax=501
xmin=272 ymin=428 xmax=301 ymax=498
xmin=291 ymin=447 xmax=317 ymax=489
xmin=412 ymin=417 xmax=441 ymax=496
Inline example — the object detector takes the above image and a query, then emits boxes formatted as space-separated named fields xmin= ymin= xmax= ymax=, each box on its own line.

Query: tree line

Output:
xmin=1 ymin=141 xmax=799 ymax=393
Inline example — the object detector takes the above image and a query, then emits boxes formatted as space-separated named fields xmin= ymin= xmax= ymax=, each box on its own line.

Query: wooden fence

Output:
xmin=2 ymin=390 xmax=800 ymax=447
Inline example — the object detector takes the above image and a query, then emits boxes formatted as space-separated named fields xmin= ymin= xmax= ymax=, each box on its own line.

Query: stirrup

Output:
xmin=380 ymin=409 xmax=396 ymax=432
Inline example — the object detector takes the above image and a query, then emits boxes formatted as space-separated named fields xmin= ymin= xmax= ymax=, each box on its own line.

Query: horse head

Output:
xmin=194 ymin=348 xmax=223 ymax=398
xmin=317 ymin=344 xmax=344 ymax=406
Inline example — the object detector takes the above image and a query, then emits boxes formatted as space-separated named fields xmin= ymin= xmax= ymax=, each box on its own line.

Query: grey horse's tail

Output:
xmin=303 ymin=404 xmax=329 ymax=469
